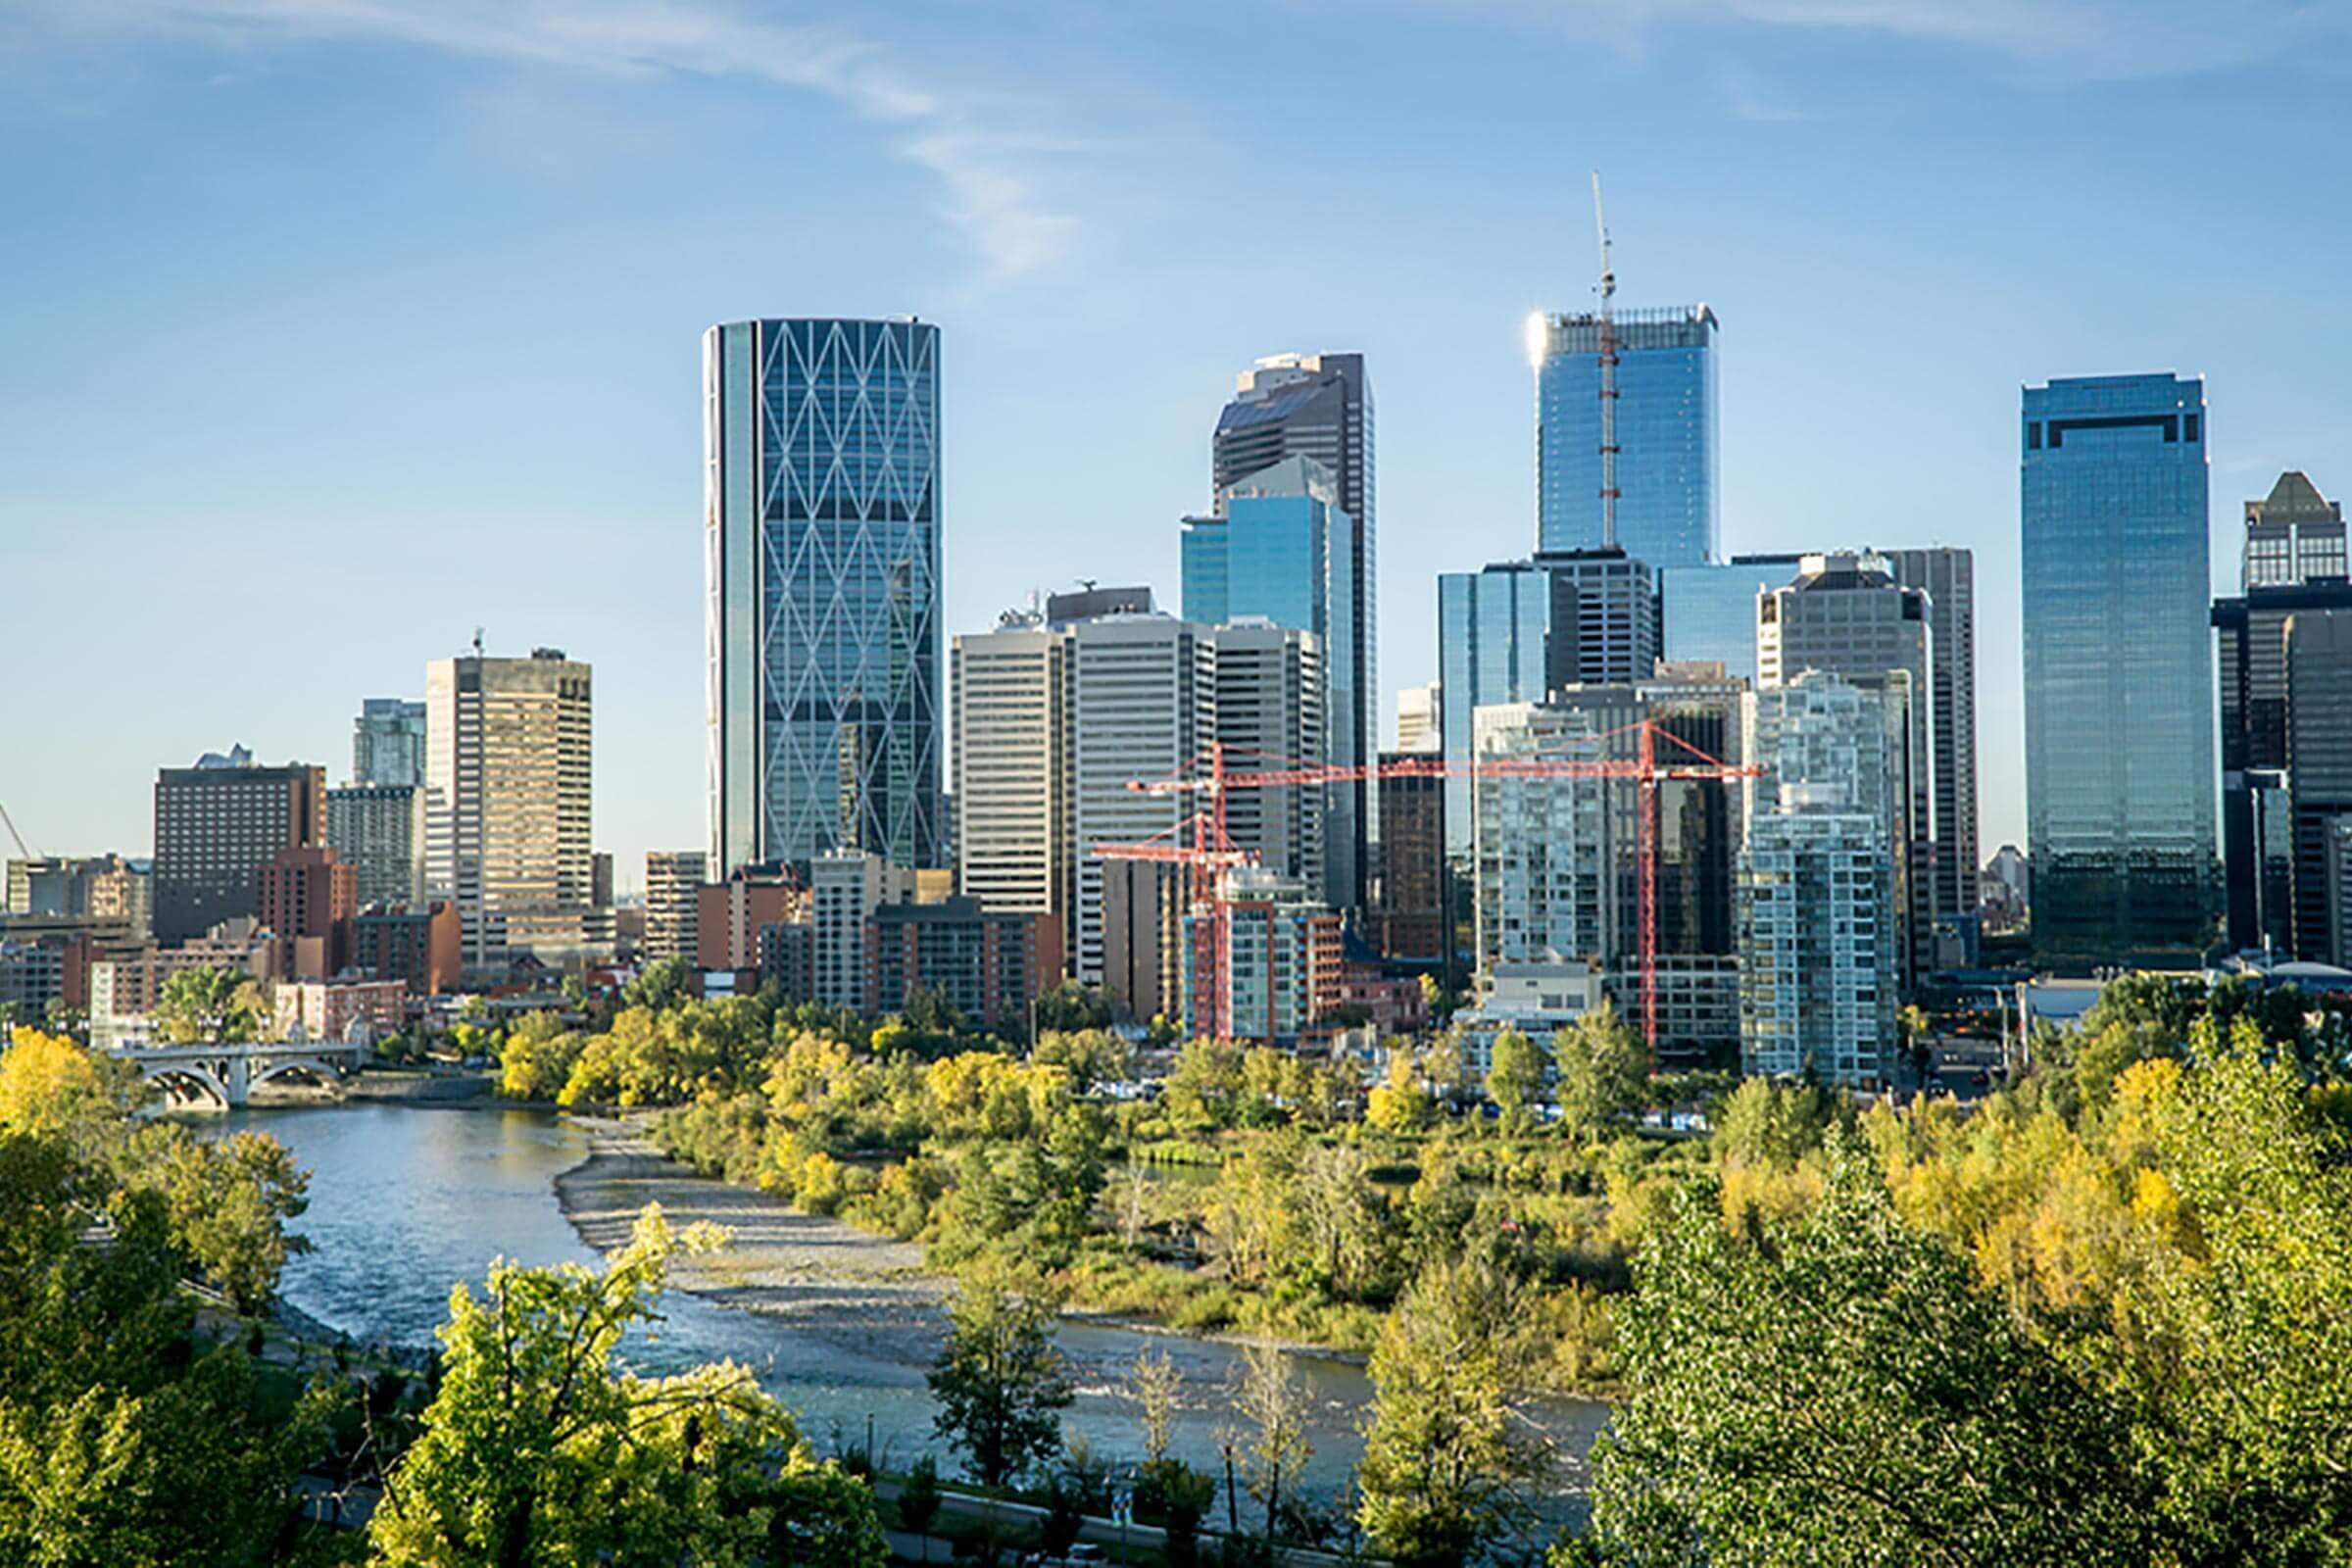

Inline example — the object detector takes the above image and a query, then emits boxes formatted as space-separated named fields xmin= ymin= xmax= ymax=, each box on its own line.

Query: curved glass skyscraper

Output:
xmin=704 ymin=318 xmax=944 ymax=874
xmin=2021 ymin=372 xmax=2216 ymax=963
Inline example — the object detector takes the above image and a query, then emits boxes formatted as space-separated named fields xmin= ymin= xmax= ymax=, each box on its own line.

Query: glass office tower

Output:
xmin=1534 ymin=307 xmax=1719 ymax=566
xmin=704 ymin=318 xmax=944 ymax=874
xmin=1659 ymin=554 xmax=1803 ymax=679
xmin=2021 ymin=373 xmax=2216 ymax=963
xmin=1437 ymin=562 xmax=1552 ymax=857
xmin=1181 ymin=455 xmax=1360 ymax=906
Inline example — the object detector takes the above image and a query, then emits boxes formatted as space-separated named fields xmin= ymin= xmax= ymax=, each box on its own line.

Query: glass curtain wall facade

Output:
xmin=2021 ymin=374 xmax=2217 ymax=963
xmin=1660 ymin=555 xmax=1803 ymax=680
xmin=705 ymin=318 xmax=944 ymax=876
xmin=1535 ymin=307 xmax=1719 ymax=566
xmin=353 ymin=699 xmax=427 ymax=788
xmin=1437 ymin=563 xmax=1552 ymax=857
xmin=1182 ymin=455 xmax=1358 ymax=907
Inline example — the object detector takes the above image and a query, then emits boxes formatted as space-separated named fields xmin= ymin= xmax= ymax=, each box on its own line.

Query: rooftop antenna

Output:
xmin=1592 ymin=170 xmax=1620 ymax=551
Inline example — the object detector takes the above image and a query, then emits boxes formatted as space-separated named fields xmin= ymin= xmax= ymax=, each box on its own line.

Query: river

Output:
xmin=214 ymin=1102 xmax=1607 ymax=1527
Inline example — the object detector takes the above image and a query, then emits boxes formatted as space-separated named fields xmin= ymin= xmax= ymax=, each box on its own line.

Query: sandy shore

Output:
xmin=554 ymin=1116 xmax=946 ymax=1332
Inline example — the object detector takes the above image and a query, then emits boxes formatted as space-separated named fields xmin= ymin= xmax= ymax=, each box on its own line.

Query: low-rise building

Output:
xmin=1454 ymin=959 xmax=1606 ymax=1079
xmin=351 ymin=902 xmax=462 ymax=996
xmin=867 ymin=898 xmax=1059 ymax=1030
xmin=275 ymin=977 xmax=408 ymax=1044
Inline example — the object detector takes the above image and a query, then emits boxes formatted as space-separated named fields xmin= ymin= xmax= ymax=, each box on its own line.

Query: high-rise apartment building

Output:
xmin=868 ymin=898 xmax=1058 ymax=1030
xmin=353 ymin=699 xmax=427 ymax=788
xmin=1740 ymin=674 xmax=1900 ymax=1087
xmin=1180 ymin=866 xmax=1344 ymax=1045
xmin=811 ymin=852 xmax=915 ymax=1009
xmin=1472 ymin=702 xmax=1615 ymax=977
xmin=2214 ymin=472 xmax=2352 ymax=956
xmin=153 ymin=749 xmax=324 ymax=945
xmin=2285 ymin=610 xmax=2352 ymax=965
xmin=705 ymin=318 xmax=945 ymax=876
xmin=1209 ymin=620 xmax=1328 ymax=904
xmin=326 ymin=784 xmax=426 ymax=910
xmin=1659 ymin=555 xmax=1802 ymax=679
xmin=2244 ymin=470 xmax=2347 ymax=589
xmin=1183 ymin=455 xmax=1362 ymax=907
xmin=1884 ymin=547 xmax=1981 ymax=958
xmin=2022 ymin=374 xmax=2217 ymax=964
xmin=644 ymin=851 xmax=708 ymax=964
xmin=1537 ymin=547 xmax=1661 ymax=688
xmin=1212 ymin=355 xmax=1373 ymax=836
xmin=1437 ymin=562 xmax=1552 ymax=856
xmin=424 ymin=649 xmax=597 ymax=975
xmin=1533 ymin=306 xmax=1719 ymax=566
xmin=1757 ymin=552 xmax=1934 ymax=981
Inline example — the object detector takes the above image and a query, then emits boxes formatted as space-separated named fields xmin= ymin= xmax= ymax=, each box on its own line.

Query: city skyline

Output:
xmin=8 ymin=3 xmax=2352 ymax=888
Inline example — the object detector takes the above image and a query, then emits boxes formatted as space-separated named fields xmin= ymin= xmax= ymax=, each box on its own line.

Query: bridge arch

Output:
xmin=146 ymin=1064 xmax=234 ymax=1110
xmin=248 ymin=1057 xmax=343 ymax=1095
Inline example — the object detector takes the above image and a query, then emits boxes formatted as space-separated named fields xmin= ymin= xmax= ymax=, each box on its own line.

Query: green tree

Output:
xmin=369 ymin=1205 xmax=882 ymax=1567
xmin=0 ymin=1132 xmax=343 ymax=1567
xmin=1551 ymin=1002 xmax=1648 ymax=1141
xmin=1485 ymin=1027 xmax=1549 ymax=1130
xmin=622 ymin=956 xmax=693 ymax=1013
xmin=897 ymin=1453 xmax=943 ymax=1548
xmin=1126 ymin=1348 xmax=1181 ymax=1465
xmin=1357 ymin=1249 xmax=1544 ymax=1567
xmin=1588 ymin=1138 xmax=2153 ymax=1568
xmin=156 ymin=966 xmax=264 ymax=1045
xmin=1366 ymin=1046 xmax=1431 ymax=1135
xmin=1034 ymin=979 xmax=1114 ymax=1035
xmin=126 ymin=1123 xmax=312 ymax=1313
xmin=496 ymin=1010 xmax=583 ymax=1102
xmin=1232 ymin=1342 xmax=1312 ymax=1546
xmin=925 ymin=1271 xmax=1073 ymax=1489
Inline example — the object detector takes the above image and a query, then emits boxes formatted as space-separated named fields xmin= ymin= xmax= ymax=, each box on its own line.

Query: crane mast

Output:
xmin=1592 ymin=171 xmax=1620 ymax=550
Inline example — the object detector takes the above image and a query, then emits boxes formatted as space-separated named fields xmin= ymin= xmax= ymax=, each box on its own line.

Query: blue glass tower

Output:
xmin=1534 ymin=306 xmax=1719 ymax=566
xmin=2021 ymin=373 xmax=2217 ymax=962
xmin=1659 ymin=554 xmax=1803 ymax=679
xmin=1183 ymin=455 xmax=1361 ymax=906
xmin=1437 ymin=562 xmax=1552 ymax=857
xmin=704 ymin=318 xmax=944 ymax=874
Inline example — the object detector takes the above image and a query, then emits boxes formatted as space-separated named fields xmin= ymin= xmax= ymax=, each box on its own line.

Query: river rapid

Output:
xmin=212 ymin=1103 xmax=1608 ymax=1523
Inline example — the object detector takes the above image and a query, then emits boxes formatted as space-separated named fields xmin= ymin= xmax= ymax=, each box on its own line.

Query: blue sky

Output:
xmin=5 ymin=0 xmax=2349 ymax=890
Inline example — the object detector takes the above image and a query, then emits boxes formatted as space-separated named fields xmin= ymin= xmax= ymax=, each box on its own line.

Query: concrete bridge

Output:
xmin=110 ymin=1042 xmax=367 ymax=1109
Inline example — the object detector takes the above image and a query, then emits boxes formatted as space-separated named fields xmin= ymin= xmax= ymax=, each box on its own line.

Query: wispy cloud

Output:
xmin=29 ymin=0 xmax=1081 ymax=278
xmin=1446 ymin=0 xmax=2347 ymax=80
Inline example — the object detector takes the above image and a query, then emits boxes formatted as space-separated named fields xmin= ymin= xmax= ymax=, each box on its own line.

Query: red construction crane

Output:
xmin=1095 ymin=723 xmax=1758 ymax=1051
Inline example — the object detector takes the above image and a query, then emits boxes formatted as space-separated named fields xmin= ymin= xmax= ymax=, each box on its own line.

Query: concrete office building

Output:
xmin=1739 ymin=673 xmax=1901 ymax=1087
xmin=1659 ymin=554 xmax=1803 ymax=680
xmin=1537 ymin=547 xmax=1661 ymax=689
xmin=424 ymin=649 xmax=599 ymax=975
xmin=644 ymin=851 xmax=708 ymax=964
xmin=2022 ymin=374 xmax=2217 ymax=964
xmin=2214 ymin=472 xmax=2352 ymax=956
xmin=1183 ymin=456 xmax=1362 ymax=908
xmin=1396 ymin=684 xmax=1440 ymax=754
xmin=2286 ymin=610 xmax=2352 ymax=965
xmin=153 ymin=748 xmax=324 ymax=946
xmin=954 ymin=596 xmax=1327 ymax=1004
xmin=1757 ymin=552 xmax=1933 ymax=982
xmin=259 ymin=845 xmax=356 ymax=981
xmin=7 ymin=855 xmax=151 ymax=941
xmin=326 ymin=784 xmax=426 ymax=911
xmin=353 ymin=699 xmax=427 ymax=788
xmin=1883 ymin=547 xmax=1981 ymax=961
xmin=1533 ymin=305 xmax=1719 ymax=567
xmin=2244 ymin=470 xmax=2347 ymax=589
xmin=705 ymin=318 xmax=945 ymax=875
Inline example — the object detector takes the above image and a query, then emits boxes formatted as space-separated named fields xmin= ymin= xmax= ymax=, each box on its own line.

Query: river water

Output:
xmin=216 ymin=1103 xmax=1607 ymax=1528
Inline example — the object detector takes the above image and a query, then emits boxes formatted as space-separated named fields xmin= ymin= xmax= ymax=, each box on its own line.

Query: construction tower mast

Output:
xmin=1592 ymin=171 xmax=1620 ymax=550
